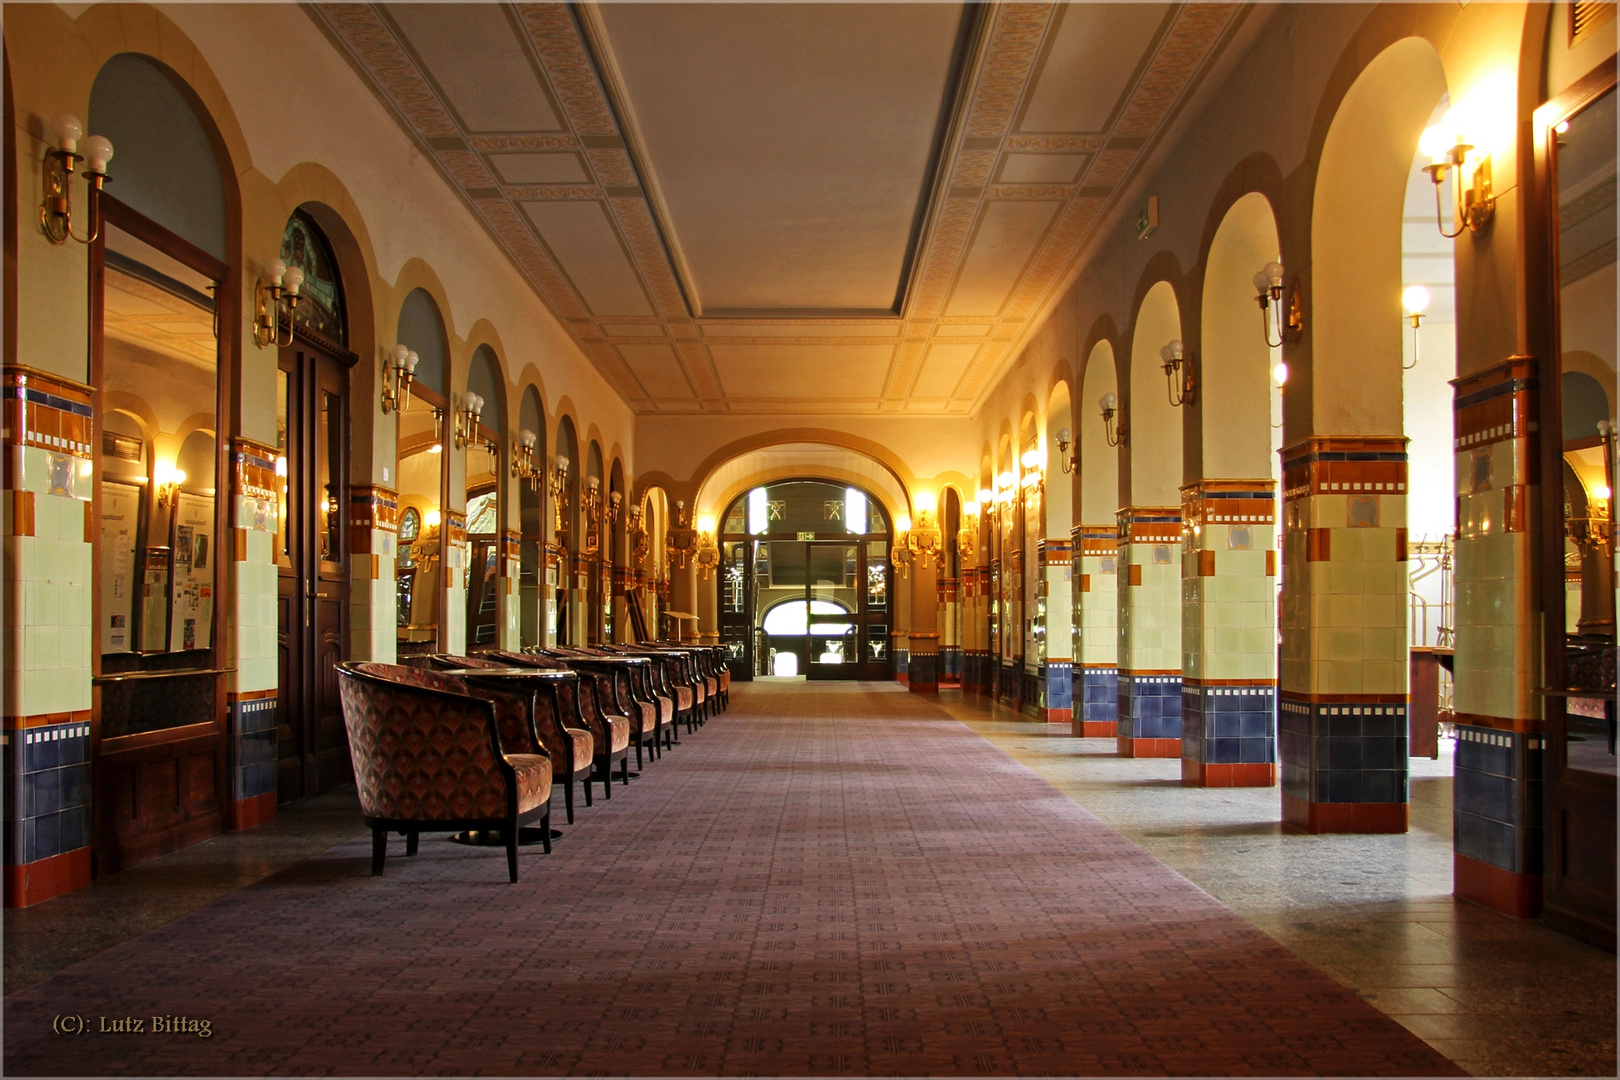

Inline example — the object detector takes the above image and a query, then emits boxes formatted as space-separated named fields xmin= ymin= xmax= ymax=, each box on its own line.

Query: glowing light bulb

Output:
xmin=1402 ymin=285 xmax=1432 ymax=316
xmin=1272 ymin=361 xmax=1289 ymax=388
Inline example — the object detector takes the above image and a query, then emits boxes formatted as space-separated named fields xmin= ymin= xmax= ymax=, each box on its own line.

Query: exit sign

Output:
xmin=797 ymin=531 xmax=816 ymax=541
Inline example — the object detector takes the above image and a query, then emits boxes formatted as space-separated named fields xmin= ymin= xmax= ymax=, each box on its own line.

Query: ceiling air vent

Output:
xmin=1571 ymin=0 xmax=1615 ymax=46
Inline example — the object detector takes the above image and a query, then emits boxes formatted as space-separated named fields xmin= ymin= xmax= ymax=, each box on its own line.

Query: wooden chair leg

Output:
xmin=620 ymin=756 xmax=630 ymax=786
xmin=372 ymin=827 xmax=387 ymax=876
xmin=406 ymin=830 xmax=420 ymax=857
xmin=583 ymin=774 xmax=593 ymax=807
xmin=541 ymin=811 xmax=552 ymax=854
xmin=602 ymin=763 xmax=613 ymax=800
xmin=564 ymin=777 xmax=576 ymax=823
xmin=505 ymin=826 xmax=519 ymax=883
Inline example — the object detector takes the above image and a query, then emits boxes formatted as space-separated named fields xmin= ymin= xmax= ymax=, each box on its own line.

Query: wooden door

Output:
xmin=276 ymin=340 xmax=351 ymax=803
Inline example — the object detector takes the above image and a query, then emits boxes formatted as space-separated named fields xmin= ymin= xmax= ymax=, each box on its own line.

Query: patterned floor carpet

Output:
xmin=4 ymin=683 xmax=1462 ymax=1076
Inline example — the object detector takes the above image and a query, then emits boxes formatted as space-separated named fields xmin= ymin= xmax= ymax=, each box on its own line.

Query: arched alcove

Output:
xmin=90 ymin=53 xmax=226 ymax=258
xmin=1127 ymin=281 xmax=1183 ymax=505
xmin=1079 ymin=340 xmax=1120 ymax=524
xmin=1200 ymin=193 xmax=1280 ymax=481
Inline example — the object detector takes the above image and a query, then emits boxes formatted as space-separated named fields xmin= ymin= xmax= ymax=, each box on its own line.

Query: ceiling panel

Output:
xmin=709 ymin=343 xmax=893 ymax=399
xmin=700 ymin=322 xmax=903 ymax=339
xmin=489 ymin=152 xmax=591 ymax=185
xmin=1017 ymin=3 xmax=1171 ymax=133
xmin=385 ymin=4 xmax=564 ymax=133
xmin=944 ymin=200 xmax=1064 ymax=318
xmin=520 ymin=200 xmax=655 ymax=317
xmin=913 ymin=343 xmax=980 ymax=398
xmin=998 ymin=153 xmax=1090 ymax=184
xmin=617 ymin=343 xmax=696 ymax=399
xmin=591 ymin=2 xmax=968 ymax=314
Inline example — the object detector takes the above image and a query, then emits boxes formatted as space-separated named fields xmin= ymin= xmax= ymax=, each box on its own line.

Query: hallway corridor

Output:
xmin=3 ymin=684 xmax=1611 ymax=1076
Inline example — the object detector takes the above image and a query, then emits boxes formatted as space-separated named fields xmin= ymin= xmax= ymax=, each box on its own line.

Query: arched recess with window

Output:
xmin=392 ymin=287 xmax=451 ymax=658
xmin=270 ymin=206 xmax=359 ymax=805
xmin=553 ymin=415 xmax=581 ymax=645
xmin=584 ymin=440 xmax=606 ymax=643
xmin=463 ymin=344 xmax=505 ymax=651
xmin=608 ymin=458 xmax=627 ymax=643
xmin=87 ymin=49 xmax=241 ymax=872
xmin=516 ymin=385 xmax=547 ymax=648
xmin=714 ymin=478 xmax=894 ymax=682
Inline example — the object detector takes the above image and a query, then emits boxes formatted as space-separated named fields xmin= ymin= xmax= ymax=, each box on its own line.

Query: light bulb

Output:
xmin=1058 ymin=427 xmax=1071 ymax=445
xmin=428 ymin=443 xmax=442 ymax=454
xmin=283 ymin=265 xmax=304 ymax=296
xmin=965 ymin=501 xmax=980 ymax=517
xmin=405 ymin=350 xmax=420 ymax=373
xmin=265 ymin=258 xmax=287 ymax=288
xmin=895 ymin=514 xmax=912 ymax=535
xmin=1253 ymin=270 xmax=1273 ymax=293
xmin=81 ymin=135 xmax=113 ymax=174
xmin=520 ymin=428 xmax=535 ymax=447
xmin=1099 ymin=392 xmax=1117 ymax=412
xmin=275 ymin=455 xmax=288 ymax=477
xmin=997 ymin=471 xmax=1014 ymax=489
xmin=1595 ymin=484 xmax=1612 ymax=500
xmin=914 ymin=490 xmax=936 ymax=514
xmin=1402 ymin=284 xmax=1431 ymax=316
xmin=1419 ymin=123 xmax=1453 ymax=164
xmin=977 ymin=488 xmax=992 ymax=505
xmin=425 ymin=509 xmax=441 ymax=527
xmin=51 ymin=114 xmax=82 ymax=154
xmin=1272 ymin=361 xmax=1289 ymax=387
xmin=1021 ymin=448 xmax=1040 ymax=469
xmin=1263 ymin=261 xmax=1284 ymax=288
xmin=1167 ymin=339 xmax=1184 ymax=360
xmin=390 ymin=343 xmax=410 ymax=369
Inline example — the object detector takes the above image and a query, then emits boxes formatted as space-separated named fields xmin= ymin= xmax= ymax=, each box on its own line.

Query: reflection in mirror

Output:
xmin=466 ymin=433 xmax=499 ymax=649
xmin=98 ymin=222 xmax=218 ymax=666
xmin=396 ymin=391 xmax=443 ymax=654
xmin=1555 ymin=86 xmax=1617 ymax=776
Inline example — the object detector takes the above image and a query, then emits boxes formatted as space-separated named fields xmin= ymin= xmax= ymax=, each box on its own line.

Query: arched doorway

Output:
xmin=273 ymin=207 xmax=357 ymax=802
xmin=716 ymin=479 xmax=893 ymax=681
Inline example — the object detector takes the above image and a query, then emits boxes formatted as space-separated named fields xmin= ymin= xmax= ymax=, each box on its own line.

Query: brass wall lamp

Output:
xmin=1253 ymin=261 xmax=1303 ymax=348
xmin=40 ymin=114 xmax=113 ymax=245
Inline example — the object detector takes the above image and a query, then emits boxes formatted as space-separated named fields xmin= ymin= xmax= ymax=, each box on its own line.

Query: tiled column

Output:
xmin=3 ymin=366 xmax=94 ymax=906
xmin=348 ymin=485 xmax=398 ymax=663
xmin=1040 ymin=538 xmax=1073 ymax=724
xmin=937 ymin=576 xmax=962 ymax=687
xmin=1074 ymin=525 xmax=1118 ymax=737
xmin=908 ymin=557 xmax=940 ymax=694
xmin=498 ymin=529 xmax=521 ymax=650
xmin=1180 ymin=480 xmax=1279 ymax=787
xmin=1450 ymin=358 xmax=1543 ymax=914
xmin=226 ymin=441 xmax=282 ymax=829
xmin=1278 ymin=437 xmax=1409 ymax=834
xmin=961 ymin=566 xmax=986 ymax=694
xmin=1116 ymin=507 xmax=1182 ymax=757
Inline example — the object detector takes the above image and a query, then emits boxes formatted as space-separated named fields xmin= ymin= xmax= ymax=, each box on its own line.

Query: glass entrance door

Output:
xmin=806 ymin=543 xmax=858 ymax=677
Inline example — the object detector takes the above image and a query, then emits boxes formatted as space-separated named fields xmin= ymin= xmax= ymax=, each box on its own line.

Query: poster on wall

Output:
xmin=169 ymin=492 xmax=215 ymax=653
xmin=99 ymin=481 xmax=141 ymax=654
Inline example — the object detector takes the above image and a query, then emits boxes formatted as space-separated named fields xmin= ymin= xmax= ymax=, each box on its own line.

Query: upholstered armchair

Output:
xmin=424 ymin=653 xmax=597 ymax=825
xmin=335 ymin=661 xmax=552 ymax=882
xmin=487 ymin=652 xmax=630 ymax=800
xmin=537 ymin=650 xmax=661 ymax=768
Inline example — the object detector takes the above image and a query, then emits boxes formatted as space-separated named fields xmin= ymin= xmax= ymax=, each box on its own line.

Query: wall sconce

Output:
xmin=1099 ymin=392 xmax=1127 ymax=447
xmin=694 ymin=513 xmax=719 ymax=579
xmin=39 ymin=114 xmax=113 ymax=246
xmin=667 ymin=499 xmax=696 ymax=569
xmin=1252 ymin=261 xmax=1302 ymax=347
xmin=583 ymin=476 xmax=602 ymax=517
xmin=1419 ymin=119 xmax=1494 ymax=236
xmin=582 ymin=478 xmax=602 ymax=556
xmin=511 ymin=429 xmax=539 ymax=489
xmin=958 ymin=501 xmax=979 ymax=560
xmin=1020 ymin=447 xmax=1043 ymax=492
xmin=891 ymin=512 xmax=913 ymax=578
xmin=550 ymin=455 xmax=570 ymax=532
xmin=453 ymin=393 xmax=484 ymax=450
xmin=905 ymin=506 xmax=943 ymax=570
xmin=627 ymin=507 xmax=649 ymax=567
xmin=1055 ymin=428 xmax=1077 ymax=474
xmin=381 ymin=345 xmax=420 ymax=414
xmin=1160 ymin=339 xmax=1195 ymax=407
xmin=1402 ymin=285 xmax=1430 ymax=370
xmin=608 ymin=490 xmax=622 ymax=525
xmin=155 ymin=461 xmax=185 ymax=509
xmin=253 ymin=258 xmax=305 ymax=349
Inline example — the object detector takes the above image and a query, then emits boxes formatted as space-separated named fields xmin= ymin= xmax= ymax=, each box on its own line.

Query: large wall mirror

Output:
xmin=1542 ymin=71 xmax=1617 ymax=949
xmin=393 ymin=289 xmax=449 ymax=656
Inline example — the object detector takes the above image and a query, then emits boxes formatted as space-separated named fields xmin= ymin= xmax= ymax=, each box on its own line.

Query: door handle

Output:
xmin=307 ymin=591 xmax=333 ymax=600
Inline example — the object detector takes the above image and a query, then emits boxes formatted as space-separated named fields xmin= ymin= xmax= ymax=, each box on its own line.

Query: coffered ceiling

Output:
xmin=310 ymin=2 xmax=1247 ymax=415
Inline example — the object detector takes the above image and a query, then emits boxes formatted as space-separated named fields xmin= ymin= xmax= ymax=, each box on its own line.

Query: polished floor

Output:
xmin=3 ymin=683 xmax=1613 ymax=1077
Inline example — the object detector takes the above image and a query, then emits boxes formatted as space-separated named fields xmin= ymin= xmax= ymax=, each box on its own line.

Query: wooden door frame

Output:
xmin=89 ymin=194 xmax=235 ymax=873
xmin=1531 ymin=56 xmax=1617 ymax=951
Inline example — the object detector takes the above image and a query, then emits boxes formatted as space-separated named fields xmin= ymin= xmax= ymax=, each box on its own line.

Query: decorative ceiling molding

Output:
xmin=308 ymin=2 xmax=1244 ymax=416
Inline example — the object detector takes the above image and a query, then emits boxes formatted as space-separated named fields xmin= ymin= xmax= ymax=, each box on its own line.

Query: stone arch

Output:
xmin=1199 ymin=191 xmax=1282 ymax=481
xmin=1126 ymin=280 xmax=1184 ymax=506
